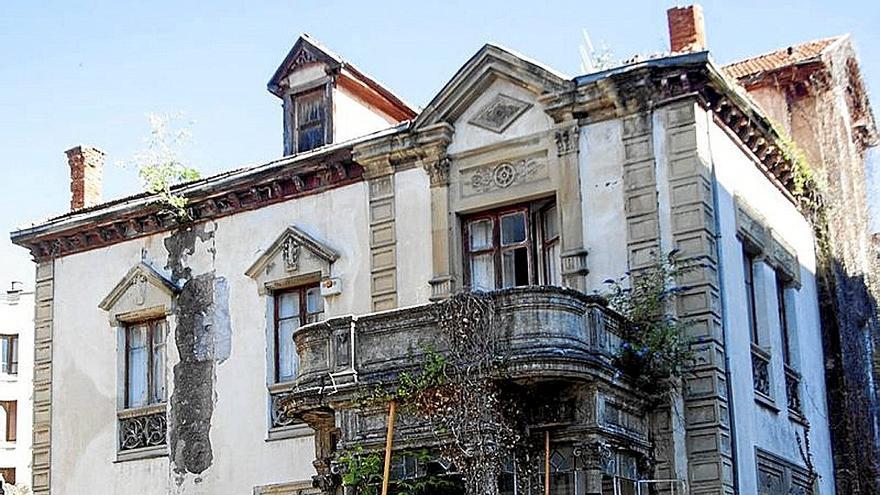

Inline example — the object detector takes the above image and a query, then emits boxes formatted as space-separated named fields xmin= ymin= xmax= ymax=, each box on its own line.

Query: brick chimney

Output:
xmin=65 ymin=145 xmax=104 ymax=210
xmin=667 ymin=4 xmax=707 ymax=53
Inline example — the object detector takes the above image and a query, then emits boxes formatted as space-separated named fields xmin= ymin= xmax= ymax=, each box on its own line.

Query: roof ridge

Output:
xmin=724 ymin=34 xmax=846 ymax=70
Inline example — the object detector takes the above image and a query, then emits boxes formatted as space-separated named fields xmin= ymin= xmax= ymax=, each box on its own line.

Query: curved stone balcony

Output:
xmin=293 ymin=286 xmax=629 ymax=394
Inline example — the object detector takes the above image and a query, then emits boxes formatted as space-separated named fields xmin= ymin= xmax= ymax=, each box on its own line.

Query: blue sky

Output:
xmin=1 ymin=0 xmax=878 ymax=289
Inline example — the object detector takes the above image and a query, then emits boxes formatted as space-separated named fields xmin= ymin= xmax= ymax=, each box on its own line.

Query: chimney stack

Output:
xmin=667 ymin=4 xmax=707 ymax=53
xmin=65 ymin=145 xmax=104 ymax=211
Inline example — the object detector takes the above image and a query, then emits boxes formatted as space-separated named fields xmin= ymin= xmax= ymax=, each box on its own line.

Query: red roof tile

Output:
xmin=724 ymin=36 xmax=844 ymax=80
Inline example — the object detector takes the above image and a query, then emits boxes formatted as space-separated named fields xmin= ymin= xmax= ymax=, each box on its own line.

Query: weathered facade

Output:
xmin=10 ymin=5 xmax=873 ymax=495
xmin=727 ymin=36 xmax=880 ymax=494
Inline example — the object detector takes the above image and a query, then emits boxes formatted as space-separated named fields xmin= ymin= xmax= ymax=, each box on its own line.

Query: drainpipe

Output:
xmin=704 ymin=107 xmax=740 ymax=493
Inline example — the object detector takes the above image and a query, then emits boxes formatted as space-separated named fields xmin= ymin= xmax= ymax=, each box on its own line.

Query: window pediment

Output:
xmin=99 ymin=262 xmax=180 ymax=322
xmin=246 ymin=226 xmax=340 ymax=292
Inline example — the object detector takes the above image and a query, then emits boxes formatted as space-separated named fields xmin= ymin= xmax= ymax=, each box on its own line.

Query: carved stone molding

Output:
xmin=246 ymin=225 xmax=340 ymax=294
xmin=555 ymin=125 xmax=579 ymax=156
xmin=423 ymin=157 xmax=450 ymax=187
xmin=460 ymin=155 xmax=547 ymax=198
xmin=468 ymin=93 xmax=533 ymax=133
xmin=735 ymin=197 xmax=800 ymax=286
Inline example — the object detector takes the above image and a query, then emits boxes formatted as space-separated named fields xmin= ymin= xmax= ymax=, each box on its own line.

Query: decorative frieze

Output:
xmin=459 ymin=154 xmax=547 ymax=198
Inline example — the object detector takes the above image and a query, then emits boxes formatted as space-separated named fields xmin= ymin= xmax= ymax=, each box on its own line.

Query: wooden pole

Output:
xmin=544 ymin=430 xmax=550 ymax=495
xmin=381 ymin=400 xmax=397 ymax=495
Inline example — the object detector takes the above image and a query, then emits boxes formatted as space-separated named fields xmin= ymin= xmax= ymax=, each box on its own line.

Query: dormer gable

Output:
xmin=268 ymin=35 xmax=417 ymax=156
xmin=99 ymin=262 xmax=180 ymax=324
xmin=246 ymin=225 xmax=340 ymax=294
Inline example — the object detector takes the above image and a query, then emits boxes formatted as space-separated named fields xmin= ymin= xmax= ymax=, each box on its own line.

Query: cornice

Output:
xmin=13 ymin=147 xmax=363 ymax=262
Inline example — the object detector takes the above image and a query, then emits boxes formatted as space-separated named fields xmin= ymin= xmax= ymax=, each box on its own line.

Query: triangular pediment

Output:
xmin=246 ymin=226 xmax=340 ymax=282
xmin=99 ymin=262 xmax=180 ymax=313
xmin=413 ymin=44 xmax=571 ymax=131
xmin=268 ymin=34 xmax=344 ymax=97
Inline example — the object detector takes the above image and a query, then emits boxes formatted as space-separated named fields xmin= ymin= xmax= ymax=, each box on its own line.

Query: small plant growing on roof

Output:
xmin=126 ymin=113 xmax=201 ymax=219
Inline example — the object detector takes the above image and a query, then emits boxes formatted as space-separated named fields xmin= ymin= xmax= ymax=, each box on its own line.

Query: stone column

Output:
xmin=418 ymin=123 xmax=455 ymax=300
xmin=554 ymin=122 xmax=589 ymax=292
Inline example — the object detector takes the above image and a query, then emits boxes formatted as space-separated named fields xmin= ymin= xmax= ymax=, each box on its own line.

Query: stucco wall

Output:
xmin=50 ymin=181 xmax=375 ymax=494
xmin=332 ymin=87 xmax=396 ymax=144
xmin=707 ymin=110 xmax=835 ymax=494
xmin=579 ymin=119 xmax=628 ymax=293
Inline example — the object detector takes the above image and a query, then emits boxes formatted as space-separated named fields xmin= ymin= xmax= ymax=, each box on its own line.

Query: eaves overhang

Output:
xmin=10 ymin=123 xmax=410 ymax=262
xmin=562 ymin=51 xmax=815 ymax=209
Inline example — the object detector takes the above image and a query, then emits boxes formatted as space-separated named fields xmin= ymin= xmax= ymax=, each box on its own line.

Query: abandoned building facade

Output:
xmin=9 ymin=5 xmax=878 ymax=495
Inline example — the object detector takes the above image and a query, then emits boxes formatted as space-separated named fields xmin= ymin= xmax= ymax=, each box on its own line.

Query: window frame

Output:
xmin=292 ymin=86 xmax=331 ymax=153
xmin=462 ymin=199 xmax=559 ymax=291
xmin=273 ymin=284 xmax=323 ymax=384
xmin=0 ymin=335 xmax=18 ymax=376
xmin=0 ymin=401 xmax=15 ymax=442
xmin=539 ymin=203 xmax=561 ymax=286
xmin=123 ymin=318 xmax=166 ymax=410
xmin=743 ymin=249 xmax=760 ymax=346
xmin=776 ymin=274 xmax=793 ymax=366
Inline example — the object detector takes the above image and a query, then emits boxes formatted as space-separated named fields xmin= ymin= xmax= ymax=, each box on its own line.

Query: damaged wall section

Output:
xmin=164 ymin=223 xmax=233 ymax=482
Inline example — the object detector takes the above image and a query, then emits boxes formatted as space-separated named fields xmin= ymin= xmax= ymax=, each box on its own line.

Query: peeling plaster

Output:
xmin=163 ymin=222 xmax=232 ymax=483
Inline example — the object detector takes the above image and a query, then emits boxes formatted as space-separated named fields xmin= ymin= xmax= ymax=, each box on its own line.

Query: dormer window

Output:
xmin=293 ymin=87 xmax=330 ymax=153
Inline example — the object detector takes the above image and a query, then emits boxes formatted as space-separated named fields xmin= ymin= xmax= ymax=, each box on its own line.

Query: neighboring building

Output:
xmin=727 ymin=36 xmax=880 ymax=494
xmin=8 ymin=5 xmax=875 ymax=495
xmin=0 ymin=282 xmax=34 ymax=490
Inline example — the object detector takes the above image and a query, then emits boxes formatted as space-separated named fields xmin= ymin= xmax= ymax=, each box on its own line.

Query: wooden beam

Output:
xmin=381 ymin=401 xmax=398 ymax=495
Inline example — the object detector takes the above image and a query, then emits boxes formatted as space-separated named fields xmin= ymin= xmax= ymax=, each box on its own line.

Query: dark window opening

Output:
xmin=776 ymin=275 xmax=792 ymax=365
xmin=743 ymin=249 xmax=759 ymax=345
xmin=463 ymin=199 xmax=559 ymax=291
